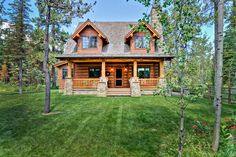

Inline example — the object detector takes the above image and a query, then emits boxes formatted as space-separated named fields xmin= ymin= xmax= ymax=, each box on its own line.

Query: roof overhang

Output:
xmin=71 ymin=19 xmax=109 ymax=44
xmin=56 ymin=54 xmax=174 ymax=60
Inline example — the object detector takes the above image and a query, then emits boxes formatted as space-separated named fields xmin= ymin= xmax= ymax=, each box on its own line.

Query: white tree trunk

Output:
xmin=212 ymin=0 xmax=224 ymax=152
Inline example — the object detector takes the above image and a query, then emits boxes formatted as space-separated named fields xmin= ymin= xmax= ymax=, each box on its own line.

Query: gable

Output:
xmin=71 ymin=19 xmax=109 ymax=44
xmin=125 ymin=23 xmax=161 ymax=44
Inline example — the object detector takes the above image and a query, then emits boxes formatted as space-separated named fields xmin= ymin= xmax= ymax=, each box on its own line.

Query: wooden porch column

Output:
xmin=102 ymin=61 xmax=106 ymax=77
xmin=133 ymin=60 xmax=137 ymax=78
xmin=159 ymin=60 xmax=164 ymax=78
xmin=67 ymin=61 xmax=72 ymax=79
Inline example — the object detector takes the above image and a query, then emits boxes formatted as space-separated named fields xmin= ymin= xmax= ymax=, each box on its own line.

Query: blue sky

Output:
xmin=3 ymin=0 xmax=213 ymax=42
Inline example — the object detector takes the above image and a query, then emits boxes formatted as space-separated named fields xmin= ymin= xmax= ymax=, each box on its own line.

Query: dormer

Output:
xmin=71 ymin=19 xmax=109 ymax=54
xmin=124 ymin=23 xmax=161 ymax=54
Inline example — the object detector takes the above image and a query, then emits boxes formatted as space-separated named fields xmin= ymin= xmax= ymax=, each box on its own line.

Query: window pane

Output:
xmin=82 ymin=36 xmax=89 ymax=48
xmin=82 ymin=36 xmax=97 ymax=49
xmin=62 ymin=69 xmax=68 ymax=79
xmin=89 ymin=68 xmax=100 ymax=78
xmin=135 ymin=36 xmax=144 ymax=48
xmin=138 ymin=67 xmax=150 ymax=78
xmin=90 ymin=36 xmax=97 ymax=48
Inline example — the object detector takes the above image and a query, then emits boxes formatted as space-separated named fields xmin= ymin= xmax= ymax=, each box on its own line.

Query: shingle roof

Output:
xmin=62 ymin=21 xmax=173 ymax=59
xmin=64 ymin=21 xmax=139 ymax=54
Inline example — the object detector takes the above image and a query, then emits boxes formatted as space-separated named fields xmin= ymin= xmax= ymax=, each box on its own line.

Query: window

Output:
xmin=89 ymin=68 xmax=101 ymax=78
xmin=154 ymin=40 xmax=159 ymax=52
xmin=135 ymin=36 xmax=149 ymax=48
xmin=82 ymin=36 xmax=97 ymax=49
xmin=62 ymin=68 xmax=74 ymax=79
xmin=138 ymin=67 xmax=150 ymax=78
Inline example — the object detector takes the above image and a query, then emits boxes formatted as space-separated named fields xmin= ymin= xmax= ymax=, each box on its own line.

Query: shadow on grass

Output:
xmin=0 ymin=104 xmax=48 ymax=140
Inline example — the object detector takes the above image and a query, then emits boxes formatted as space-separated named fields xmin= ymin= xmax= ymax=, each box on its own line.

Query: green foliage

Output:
xmin=223 ymin=1 xmax=236 ymax=88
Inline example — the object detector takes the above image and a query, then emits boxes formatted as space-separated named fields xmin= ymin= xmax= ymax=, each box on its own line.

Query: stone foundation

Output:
xmin=64 ymin=79 xmax=73 ymax=95
xmin=129 ymin=77 xmax=141 ymax=97
xmin=97 ymin=77 xmax=108 ymax=97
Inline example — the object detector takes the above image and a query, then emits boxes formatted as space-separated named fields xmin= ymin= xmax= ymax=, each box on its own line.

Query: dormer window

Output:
xmin=135 ymin=36 xmax=148 ymax=49
xmin=82 ymin=36 xmax=97 ymax=49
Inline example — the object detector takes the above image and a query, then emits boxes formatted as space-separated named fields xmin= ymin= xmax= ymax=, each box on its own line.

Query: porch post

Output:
xmin=97 ymin=60 xmax=108 ymax=97
xmin=129 ymin=60 xmax=141 ymax=97
xmin=64 ymin=60 xmax=73 ymax=95
xmin=102 ymin=61 xmax=106 ymax=77
xmin=159 ymin=60 xmax=164 ymax=78
xmin=159 ymin=60 xmax=165 ymax=87
xmin=67 ymin=61 xmax=72 ymax=79
xmin=133 ymin=60 xmax=137 ymax=78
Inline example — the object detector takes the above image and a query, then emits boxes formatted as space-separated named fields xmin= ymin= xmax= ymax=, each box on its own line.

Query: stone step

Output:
xmin=107 ymin=88 xmax=131 ymax=96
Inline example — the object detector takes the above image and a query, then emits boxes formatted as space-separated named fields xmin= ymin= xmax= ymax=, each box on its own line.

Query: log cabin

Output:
xmin=54 ymin=7 xmax=174 ymax=96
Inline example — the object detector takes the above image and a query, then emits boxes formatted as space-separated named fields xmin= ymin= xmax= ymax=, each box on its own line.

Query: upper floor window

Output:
xmin=154 ymin=40 xmax=159 ymax=52
xmin=135 ymin=36 xmax=148 ymax=49
xmin=138 ymin=67 xmax=150 ymax=78
xmin=89 ymin=68 xmax=100 ymax=78
xmin=82 ymin=36 xmax=97 ymax=49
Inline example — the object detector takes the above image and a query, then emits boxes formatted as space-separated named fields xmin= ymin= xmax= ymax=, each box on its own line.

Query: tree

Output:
xmin=36 ymin=0 xmax=95 ymax=113
xmin=8 ymin=0 xmax=32 ymax=94
xmin=129 ymin=0 xmax=211 ymax=156
xmin=223 ymin=1 xmax=236 ymax=104
xmin=0 ymin=0 xmax=6 ymax=65
xmin=212 ymin=0 xmax=224 ymax=152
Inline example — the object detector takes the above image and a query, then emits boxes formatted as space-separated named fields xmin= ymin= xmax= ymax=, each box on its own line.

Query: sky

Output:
xmin=3 ymin=0 xmax=213 ymax=42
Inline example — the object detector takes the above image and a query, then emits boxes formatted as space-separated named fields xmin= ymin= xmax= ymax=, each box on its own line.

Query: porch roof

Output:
xmin=56 ymin=54 xmax=175 ymax=60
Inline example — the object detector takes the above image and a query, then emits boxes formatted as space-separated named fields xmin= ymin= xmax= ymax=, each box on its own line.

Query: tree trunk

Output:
xmin=19 ymin=59 xmax=23 ymax=94
xmin=43 ymin=4 xmax=51 ymax=113
xmin=212 ymin=0 xmax=224 ymax=152
xmin=178 ymin=98 xmax=185 ymax=157
xmin=228 ymin=71 xmax=232 ymax=104
xmin=213 ymin=0 xmax=218 ymax=107
xmin=52 ymin=65 xmax=57 ymax=89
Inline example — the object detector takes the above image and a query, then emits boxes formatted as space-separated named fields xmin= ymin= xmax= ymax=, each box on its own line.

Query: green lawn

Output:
xmin=0 ymin=91 xmax=235 ymax=157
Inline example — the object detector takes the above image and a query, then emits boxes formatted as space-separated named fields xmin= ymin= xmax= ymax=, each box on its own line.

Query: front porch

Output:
xmin=57 ymin=59 xmax=165 ymax=97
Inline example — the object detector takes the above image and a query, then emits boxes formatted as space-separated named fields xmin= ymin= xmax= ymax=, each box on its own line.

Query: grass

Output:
xmin=0 ymin=91 xmax=235 ymax=157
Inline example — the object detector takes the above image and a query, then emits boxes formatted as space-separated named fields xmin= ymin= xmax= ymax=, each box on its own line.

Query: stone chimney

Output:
xmin=150 ymin=1 xmax=162 ymax=34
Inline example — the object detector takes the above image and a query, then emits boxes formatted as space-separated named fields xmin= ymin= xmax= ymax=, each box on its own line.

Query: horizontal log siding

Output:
xmin=58 ymin=62 xmax=160 ymax=90
xmin=105 ymin=63 xmax=132 ymax=88
xmin=74 ymin=63 xmax=101 ymax=79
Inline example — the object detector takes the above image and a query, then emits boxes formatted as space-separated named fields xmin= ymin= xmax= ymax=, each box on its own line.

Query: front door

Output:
xmin=116 ymin=69 xmax=123 ymax=87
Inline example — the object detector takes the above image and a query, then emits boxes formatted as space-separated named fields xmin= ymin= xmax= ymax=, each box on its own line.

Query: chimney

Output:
xmin=150 ymin=1 xmax=162 ymax=34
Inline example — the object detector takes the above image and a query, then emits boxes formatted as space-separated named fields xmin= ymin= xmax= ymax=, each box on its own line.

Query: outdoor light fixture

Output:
xmin=124 ymin=68 xmax=128 ymax=72
xmin=110 ymin=68 xmax=114 ymax=72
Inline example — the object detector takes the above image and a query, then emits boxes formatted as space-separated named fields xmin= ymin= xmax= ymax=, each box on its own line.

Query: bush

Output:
xmin=192 ymin=120 xmax=209 ymax=136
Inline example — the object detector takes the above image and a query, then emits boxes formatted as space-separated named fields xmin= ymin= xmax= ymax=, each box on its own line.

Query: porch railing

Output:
xmin=73 ymin=78 xmax=99 ymax=89
xmin=139 ymin=78 xmax=159 ymax=88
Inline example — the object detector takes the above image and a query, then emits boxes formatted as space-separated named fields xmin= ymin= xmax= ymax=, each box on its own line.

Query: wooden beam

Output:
xmin=102 ymin=61 xmax=106 ymax=77
xmin=70 ymin=58 xmax=162 ymax=63
xmin=159 ymin=60 xmax=164 ymax=78
xmin=133 ymin=60 xmax=137 ymax=78
xmin=67 ymin=61 xmax=72 ymax=79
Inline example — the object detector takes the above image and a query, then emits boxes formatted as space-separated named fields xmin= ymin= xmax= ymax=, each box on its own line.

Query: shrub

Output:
xmin=192 ymin=120 xmax=209 ymax=135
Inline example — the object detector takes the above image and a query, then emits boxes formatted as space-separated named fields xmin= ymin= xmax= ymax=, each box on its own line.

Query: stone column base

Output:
xmin=64 ymin=79 xmax=73 ymax=95
xmin=97 ymin=77 xmax=108 ymax=97
xmin=129 ymin=77 xmax=141 ymax=97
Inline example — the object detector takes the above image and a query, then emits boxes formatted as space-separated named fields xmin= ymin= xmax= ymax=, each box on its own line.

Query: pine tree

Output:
xmin=223 ymin=1 xmax=236 ymax=104
xmin=8 ymin=0 xmax=31 ymax=94
xmin=0 ymin=0 xmax=6 ymax=65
